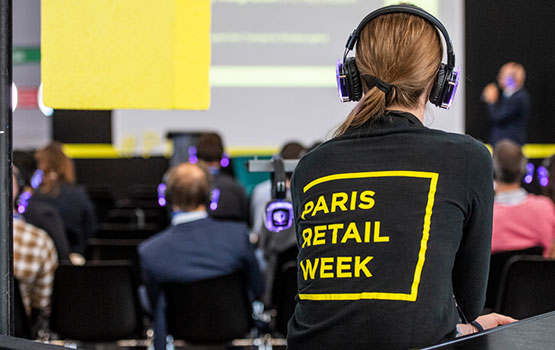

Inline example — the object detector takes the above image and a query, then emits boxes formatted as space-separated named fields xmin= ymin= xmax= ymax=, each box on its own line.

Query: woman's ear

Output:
xmin=48 ymin=172 xmax=58 ymax=181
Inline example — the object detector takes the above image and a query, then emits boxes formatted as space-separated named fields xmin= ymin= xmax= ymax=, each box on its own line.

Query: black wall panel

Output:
xmin=52 ymin=110 xmax=112 ymax=144
xmin=74 ymin=157 xmax=169 ymax=200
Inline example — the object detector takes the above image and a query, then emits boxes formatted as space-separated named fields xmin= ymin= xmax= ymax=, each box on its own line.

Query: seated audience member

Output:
xmin=288 ymin=6 xmax=516 ymax=349
xmin=492 ymin=139 xmax=555 ymax=256
xmin=543 ymin=154 xmax=555 ymax=205
xmin=195 ymin=133 xmax=249 ymax=222
xmin=249 ymin=141 xmax=304 ymax=305
xmin=250 ymin=141 xmax=305 ymax=235
xmin=138 ymin=162 xmax=264 ymax=350
xmin=13 ymin=152 xmax=71 ymax=263
xmin=31 ymin=143 xmax=97 ymax=255
xmin=13 ymin=171 xmax=58 ymax=331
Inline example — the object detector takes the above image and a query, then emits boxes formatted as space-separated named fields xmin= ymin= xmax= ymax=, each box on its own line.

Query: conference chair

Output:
xmin=103 ymin=208 xmax=169 ymax=230
xmin=496 ymin=256 xmax=555 ymax=319
xmin=86 ymin=238 xmax=142 ymax=279
xmin=163 ymin=271 xmax=253 ymax=345
xmin=485 ymin=246 xmax=543 ymax=310
xmin=84 ymin=185 xmax=117 ymax=223
xmin=273 ymin=261 xmax=297 ymax=336
xmin=95 ymin=222 xmax=159 ymax=240
xmin=50 ymin=261 xmax=144 ymax=342
xmin=127 ymin=184 xmax=159 ymax=202
xmin=13 ymin=279 xmax=32 ymax=339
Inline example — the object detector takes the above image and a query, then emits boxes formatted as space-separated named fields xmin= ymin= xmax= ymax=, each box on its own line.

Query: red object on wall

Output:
xmin=18 ymin=87 xmax=38 ymax=109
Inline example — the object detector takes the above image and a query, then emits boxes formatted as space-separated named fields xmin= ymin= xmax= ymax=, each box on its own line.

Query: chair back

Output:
xmin=486 ymin=246 xmax=543 ymax=309
xmin=273 ymin=261 xmax=297 ymax=336
xmin=85 ymin=186 xmax=117 ymax=223
xmin=50 ymin=261 xmax=143 ymax=341
xmin=95 ymin=223 xmax=160 ymax=240
xmin=496 ymin=256 xmax=555 ymax=319
xmin=85 ymin=238 xmax=142 ymax=279
xmin=13 ymin=279 xmax=32 ymax=339
xmin=163 ymin=271 xmax=253 ymax=344
xmin=103 ymin=208 xmax=169 ymax=229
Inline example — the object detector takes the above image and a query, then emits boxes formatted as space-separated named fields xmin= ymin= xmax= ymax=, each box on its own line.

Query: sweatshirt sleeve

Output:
xmin=452 ymin=141 xmax=493 ymax=321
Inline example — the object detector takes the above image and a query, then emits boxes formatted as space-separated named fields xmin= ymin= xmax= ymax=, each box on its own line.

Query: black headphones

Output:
xmin=336 ymin=4 xmax=459 ymax=109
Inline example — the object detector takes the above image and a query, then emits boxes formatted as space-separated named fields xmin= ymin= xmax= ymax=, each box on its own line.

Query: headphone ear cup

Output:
xmin=265 ymin=200 xmax=293 ymax=233
xmin=345 ymin=57 xmax=363 ymax=102
xmin=429 ymin=63 xmax=448 ymax=106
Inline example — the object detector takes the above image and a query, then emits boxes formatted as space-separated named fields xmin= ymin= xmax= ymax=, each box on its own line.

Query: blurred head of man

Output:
xmin=196 ymin=133 xmax=224 ymax=168
xmin=279 ymin=141 xmax=305 ymax=160
xmin=493 ymin=139 xmax=527 ymax=189
xmin=497 ymin=62 xmax=526 ymax=91
xmin=166 ymin=162 xmax=211 ymax=212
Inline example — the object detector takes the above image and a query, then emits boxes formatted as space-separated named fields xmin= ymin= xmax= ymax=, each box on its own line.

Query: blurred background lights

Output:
xmin=157 ymin=183 xmax=167 ymax=207
xmin=220 ymin=153 xmax=230 ymax=168
xmin=188 ymin=146 xmax=198 ymax=164
xmin=524 ymin=162 xmax=534 ymax=184
xmin=537 ymin=166 xmax=549 ymax=187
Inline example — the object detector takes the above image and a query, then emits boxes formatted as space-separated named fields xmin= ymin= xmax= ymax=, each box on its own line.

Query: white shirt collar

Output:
xmin=171 ymin=211 xmax=208 ymax=226
xmin=503 ymin=87 xmax=520 ymax=98
xmin=495 ymin=188 xmax=528 ymax=206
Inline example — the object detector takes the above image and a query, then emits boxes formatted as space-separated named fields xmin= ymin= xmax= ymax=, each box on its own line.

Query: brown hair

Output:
xmin=335 ymin=12 xmax=443 ymax=136
xmin=196 ymin=133 xmax=224 ymax=162
xmin=280 ymin=141 xmax=305 ymax=159
xmin=35 ymin=143 xmax=76 ymax=194
xmin=492 ymin=139 xmax=527 ymax=184
xmin=166 ymin=162 xmax=211 ymax=211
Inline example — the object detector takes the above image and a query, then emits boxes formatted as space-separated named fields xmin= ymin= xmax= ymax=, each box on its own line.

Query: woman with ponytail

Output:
xmin=32 ymin=143 xmax=97 ymax=255
xmin=288 ymin=5 xmax=514 ymax=349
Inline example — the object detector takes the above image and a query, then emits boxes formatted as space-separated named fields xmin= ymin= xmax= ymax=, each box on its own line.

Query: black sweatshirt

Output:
xmin=287 ymin=111 xmax=493 ymax=350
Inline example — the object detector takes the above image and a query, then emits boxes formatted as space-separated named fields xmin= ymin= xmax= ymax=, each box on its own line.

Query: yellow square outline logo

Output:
xmin=298 ymin=171 xmax=439 ymax=302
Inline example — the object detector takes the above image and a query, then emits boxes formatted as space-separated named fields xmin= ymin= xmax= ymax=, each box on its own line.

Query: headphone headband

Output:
xmin=345 ymin=5 xmax=455 ymax=68
xmin=271 ymin=156 xmax=287 ymax=200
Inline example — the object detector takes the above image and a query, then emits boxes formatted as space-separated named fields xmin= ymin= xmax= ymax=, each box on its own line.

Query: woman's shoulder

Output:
xmin=426 ymin=129 xmax=491 ymax=161
xmin=58 ymin=183 xmax=92 ymax=202
xmin=427 ymin=128 xmax=486 ymax=147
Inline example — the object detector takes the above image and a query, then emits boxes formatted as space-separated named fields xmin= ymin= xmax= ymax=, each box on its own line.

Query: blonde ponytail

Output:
xmin=335 ymin=87 xmax=389 ymax=136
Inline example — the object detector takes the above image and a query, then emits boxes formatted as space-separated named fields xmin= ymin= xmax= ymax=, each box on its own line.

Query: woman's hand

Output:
xmin=482 ymin=83 xmax=499 ymax=104
xmin=475 ymin=312 xmax=517 ymax=330
xmin=457 ymin=313 xmax=517 ymax=337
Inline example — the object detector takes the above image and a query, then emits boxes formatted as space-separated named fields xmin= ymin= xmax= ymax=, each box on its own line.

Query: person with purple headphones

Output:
xmin=287 ymin=5 xmax=515 ymax=349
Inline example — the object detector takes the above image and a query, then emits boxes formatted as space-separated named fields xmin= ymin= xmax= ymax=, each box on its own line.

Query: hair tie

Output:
xmin=470 ymin=320 xmax=484 ymax=333
xmin=361 ymin=75 xmax=393 ymax=97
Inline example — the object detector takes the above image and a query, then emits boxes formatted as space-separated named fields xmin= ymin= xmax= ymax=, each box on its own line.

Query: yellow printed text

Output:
xmin=301 ymin=221 xmax=389 ymax=248
xmin=300 ymin=256 xmax=374 ymax=280
xmin=301 ymin=190 xmax=375 ymax=219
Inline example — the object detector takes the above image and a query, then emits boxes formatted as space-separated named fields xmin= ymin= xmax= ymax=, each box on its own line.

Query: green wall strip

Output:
xmin=13 ymin=47 xmax=40 ymax=64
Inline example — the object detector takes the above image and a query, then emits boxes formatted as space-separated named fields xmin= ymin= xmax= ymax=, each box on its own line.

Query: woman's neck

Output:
xmin=385 ymin=93 xmax=427 ymax=123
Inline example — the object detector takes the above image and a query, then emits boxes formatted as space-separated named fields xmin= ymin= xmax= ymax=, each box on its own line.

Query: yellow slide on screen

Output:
xmin=41 ymin=0 xmax=210 ymax=110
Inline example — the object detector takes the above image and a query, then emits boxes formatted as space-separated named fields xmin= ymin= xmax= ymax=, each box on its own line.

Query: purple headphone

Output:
xmin=265 ymin=156 xmax=293 ymax=232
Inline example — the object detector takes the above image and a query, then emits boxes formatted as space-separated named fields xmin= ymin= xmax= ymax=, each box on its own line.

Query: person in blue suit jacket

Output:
xmin=482 ymin=62 xmax=530 ymax=146
xmin=138 ymin=162 xmax=264 ymax=350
